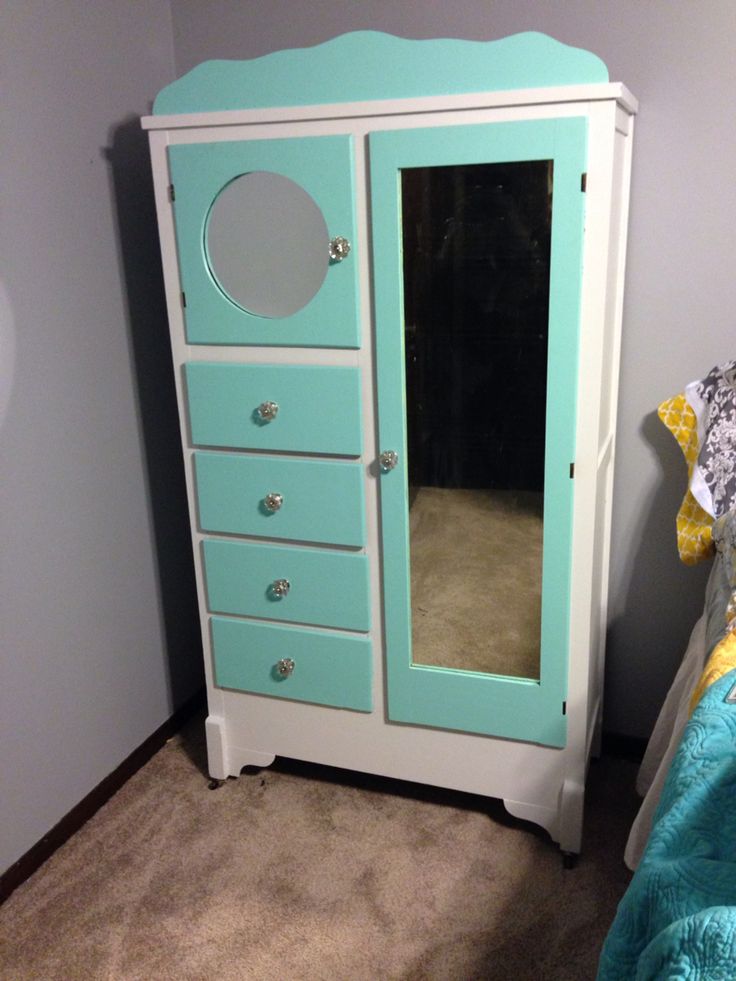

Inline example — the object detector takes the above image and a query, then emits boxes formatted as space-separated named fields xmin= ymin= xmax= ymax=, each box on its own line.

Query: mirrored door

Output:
xmin=370 ymin=118 xmax=587 ymax=746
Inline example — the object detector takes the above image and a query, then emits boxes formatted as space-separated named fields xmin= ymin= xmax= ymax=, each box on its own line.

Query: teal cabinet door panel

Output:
xmin=186 ymin=362 xmax=363 ymax=455
xmin=211 ymin=616 xmax=373 ymax=711
xmin=169 ymin=136 xmax=360 ymax=347
xmin=194 ymin=452 xmax=366 ymax=546
xmin=203 ymin=538 xmax=370 ymax=631
xmin=370 ymin=117 xmax=588 ymax=747
xmin=386 ymin=667 xmax=563 ymax=745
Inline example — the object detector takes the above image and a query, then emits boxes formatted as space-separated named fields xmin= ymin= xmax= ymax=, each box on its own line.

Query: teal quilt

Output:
xmin=597 ymin=670 xmax=736 ymax=980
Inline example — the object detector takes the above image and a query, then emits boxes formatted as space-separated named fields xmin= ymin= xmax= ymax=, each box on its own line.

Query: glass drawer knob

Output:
xmin=271 ymin=578 xmax=290 ymax=598
xmin=380 ymin=450 xmax=399 ymax=472
xmin=276 ymin=657 xmax=295 ymax=677
xmin=328 ymin=236 xmax=351 ymax=262
xmin=257 ymin=400 xmax=279 ymax=422
xmin=264 ymin=492 xmax=283 ymax=512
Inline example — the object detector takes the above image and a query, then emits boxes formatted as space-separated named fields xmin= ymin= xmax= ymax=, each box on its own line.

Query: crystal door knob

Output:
xmin=379 ymin=450 xmax=399 ymax=472
xmin=257 ymin=400 xmax=279 ymax=422
xmin=328 ymin=236 xmax=351 ymax=262
xmin=271 ymin=578 xmax=290 ymax=598
xmin=264 ymin=492 xmax=283 ymax=512
xmin=276 ymin=657 xmax=295 ymax=677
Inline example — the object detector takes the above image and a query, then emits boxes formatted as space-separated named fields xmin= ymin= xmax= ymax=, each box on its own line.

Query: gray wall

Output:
xmin=170 ymin=0 xmax=736 ymax=737
xmin=0 ymin=2 xmax=202 ymax=875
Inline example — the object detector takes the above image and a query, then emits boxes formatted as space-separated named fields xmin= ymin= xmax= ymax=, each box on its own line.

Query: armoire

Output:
xmin=143 ymin=31 xmax=636 ymax=858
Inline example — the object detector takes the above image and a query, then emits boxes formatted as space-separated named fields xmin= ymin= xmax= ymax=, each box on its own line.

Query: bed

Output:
xmin=597 ymin=361 xmax=736 ymax=980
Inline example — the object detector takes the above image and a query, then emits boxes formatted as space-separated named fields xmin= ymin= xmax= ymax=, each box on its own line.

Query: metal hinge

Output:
xmin=581 ymin=173 xmax=587 ymax=192
xmin=181 ymin=291 xmax=187 ymax=308
xmin=569 ymin=462 xmax=575 ymax=479
xmin=168 ymin=183 xmax=176 ymax=202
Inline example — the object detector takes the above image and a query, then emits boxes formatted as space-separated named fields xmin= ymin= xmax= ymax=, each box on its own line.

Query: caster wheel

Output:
xmin=562 ymin=851 xmax=578 ymax=870
xmin=208 ymin=778 xmax=224 ymax=790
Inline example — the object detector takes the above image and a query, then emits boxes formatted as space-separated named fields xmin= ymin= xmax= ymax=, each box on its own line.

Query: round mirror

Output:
xmin=206 ymin=171 xmax=329 ymax=319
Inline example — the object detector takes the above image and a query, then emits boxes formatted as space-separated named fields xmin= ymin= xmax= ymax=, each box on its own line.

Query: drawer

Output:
xmin=203 ymin=538 xmax=370 ymax=631
xmin=186 ymin=363 xmax=362 ymax=456
xmin=194 ymin=452 xmax=366 ymax=546
xmin=211 ymin=615 xmax=372 ymax=711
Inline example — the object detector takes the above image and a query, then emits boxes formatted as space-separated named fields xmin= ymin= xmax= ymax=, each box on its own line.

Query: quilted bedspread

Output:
xmin=597 ymin=669 xmax=736 ymax=980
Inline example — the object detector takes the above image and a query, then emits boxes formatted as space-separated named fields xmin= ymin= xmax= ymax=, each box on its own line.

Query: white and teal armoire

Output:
xmin=143 ymin=32 xmax=636 ymax=858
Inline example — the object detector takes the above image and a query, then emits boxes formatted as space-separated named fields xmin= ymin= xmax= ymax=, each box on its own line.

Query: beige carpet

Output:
xmin=0 ymin=716 xmax=638 ymax=981
xmin=410 ymin=487 xmax=543 ymax=678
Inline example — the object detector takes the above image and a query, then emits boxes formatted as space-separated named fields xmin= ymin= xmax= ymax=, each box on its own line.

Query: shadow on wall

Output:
xmin=0 ymin=278 xmax=17 ymax=432
xmin=605 ymin=409 xmax=710 ymax=737
xmin=104 ymin=115 xmax=204 ymax=709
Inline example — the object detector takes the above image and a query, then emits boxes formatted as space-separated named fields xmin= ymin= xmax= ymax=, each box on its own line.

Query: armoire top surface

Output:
xmin=150 ymin=30 xmax=610 ymax=117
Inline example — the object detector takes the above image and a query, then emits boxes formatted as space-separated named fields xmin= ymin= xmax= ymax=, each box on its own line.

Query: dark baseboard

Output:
xmin=601 ymin=730 xmax=647 ymax=762
xmin=0 ymin=687 xmax=206 ymax=905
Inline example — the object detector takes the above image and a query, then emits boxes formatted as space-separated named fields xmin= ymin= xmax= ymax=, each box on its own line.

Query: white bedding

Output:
xmin=624 ymin=611 xmax=708 ymax=870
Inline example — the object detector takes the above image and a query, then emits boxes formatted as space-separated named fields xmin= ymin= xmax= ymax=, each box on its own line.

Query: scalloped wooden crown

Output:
xmin=153 ymin=30 xmax=608 ymax=115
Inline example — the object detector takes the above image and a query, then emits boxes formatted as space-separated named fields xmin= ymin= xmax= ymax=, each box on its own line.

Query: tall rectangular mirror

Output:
xmin=402 ymin=161 xmax=552 ymax=680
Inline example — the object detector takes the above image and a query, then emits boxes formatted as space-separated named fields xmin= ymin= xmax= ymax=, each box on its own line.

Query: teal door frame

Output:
xmin=370 ymin=117 xmax=587 ymax=747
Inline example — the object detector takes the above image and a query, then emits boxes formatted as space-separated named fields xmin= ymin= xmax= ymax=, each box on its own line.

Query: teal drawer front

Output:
xmin=203 ymin=538 xmax=370 ymax=631
xmin=195 ymin=452 xmax=366 ymax=546
xmin=211 ymin=616 xmax=372 ymax=711
xmin=186 ymin=363 xmax=362 ymax=456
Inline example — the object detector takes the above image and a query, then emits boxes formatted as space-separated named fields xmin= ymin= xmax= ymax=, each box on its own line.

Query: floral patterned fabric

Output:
xmin=685 ymin=359 xmax=736 ymax=519
xmin=657 ymin=394 xmax=713 ymax=564
xmin=658 ymin=365 xmax=736 ymax=712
